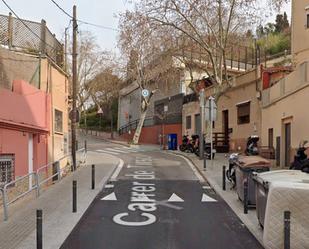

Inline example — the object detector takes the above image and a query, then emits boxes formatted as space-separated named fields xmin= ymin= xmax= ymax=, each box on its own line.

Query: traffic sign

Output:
xmin=142 ymin=89 xmax=149 ymax=98
xmin=205 ymin=96 xmax=217 ymax=121
xmin=69 ymin=109 xmax=80 ymax=123
xmin=97 ymin=107 xmax=103 ymax=115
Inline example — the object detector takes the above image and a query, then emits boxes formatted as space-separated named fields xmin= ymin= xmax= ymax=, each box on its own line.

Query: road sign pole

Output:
xmin=199 ymin=90 xmax=205 ymax=160
xmin=208 ymin=96 xmax=215 ymax=166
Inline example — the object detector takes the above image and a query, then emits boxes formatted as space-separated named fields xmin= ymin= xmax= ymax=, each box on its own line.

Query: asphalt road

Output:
xmin=61 ymin=138 xmax=263 ymax=249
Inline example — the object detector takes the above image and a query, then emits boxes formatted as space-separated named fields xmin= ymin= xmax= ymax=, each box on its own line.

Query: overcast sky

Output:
xmin=0 ymin=0 xmax=291 ymax=53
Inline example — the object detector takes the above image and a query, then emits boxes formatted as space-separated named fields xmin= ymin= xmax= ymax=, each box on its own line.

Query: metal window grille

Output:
xmin=0 ymin=154 xmax=15 ymax=184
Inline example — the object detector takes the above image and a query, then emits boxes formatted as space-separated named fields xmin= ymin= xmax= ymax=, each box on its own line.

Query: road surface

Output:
xmin=61 ymin=138 xmax=263 ymax=249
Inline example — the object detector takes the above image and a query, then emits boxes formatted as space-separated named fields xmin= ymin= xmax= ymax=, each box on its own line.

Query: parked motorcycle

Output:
xmin=193 ymin=134 xmax=216 ymax=159
xmin=226 ymin=153 xmax=239 ymax=188
xmin=179 ymin=135 xmax=194 ymax=153
xmin=290 ymin=140 xmax=309 ymax=173
xmin=246 ymin=135 xmax=259 ymax=156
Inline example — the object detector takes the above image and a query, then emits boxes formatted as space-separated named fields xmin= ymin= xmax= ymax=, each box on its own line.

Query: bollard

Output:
xmin=91 ymin=164 xmax=95 ymax=190
xmin=222 ymin=165 xmax=226 ymax=191
xmin=84 ymin=140 xmax=87 ymax=153
xmin=203 ymin=155 xmax=207 ymax=171
xmin=244 ymin=180 xmax=248 ymax=214
xmin=73 ymin=181 xmax=77 ymax=213
xmin=36 ymin=209 xmax=43 ymax=249
xmin=284 ymin=211 xmax=291 ymax=249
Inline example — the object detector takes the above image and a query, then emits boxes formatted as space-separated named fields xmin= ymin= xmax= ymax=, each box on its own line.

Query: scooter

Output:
xmin=193 ymin=134 xmax=216 ymax=159
xmin=179 ymin=135 xmax=194 ymax=153
xmin=226 ymin=153 xmax=238 ymax=189
xmin=246 ymin=135 xmax=259 ymax=156
xmin=290 ymin=140 xmax=309 ymax=173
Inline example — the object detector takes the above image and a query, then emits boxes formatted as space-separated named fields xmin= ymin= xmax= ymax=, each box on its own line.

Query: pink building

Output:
xmin=0 ymin=80 xmax=51 ymax=183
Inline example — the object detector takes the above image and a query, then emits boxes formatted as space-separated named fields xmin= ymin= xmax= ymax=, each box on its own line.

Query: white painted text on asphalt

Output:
xmin=113 ymin=157 xmax=157 ymax=226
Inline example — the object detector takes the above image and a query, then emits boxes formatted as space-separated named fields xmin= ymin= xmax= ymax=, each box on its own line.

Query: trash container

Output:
xmin=253 ymin=170 xmax=309 ymax=228
xmin=235 ymin=156 xmax=271 ymax=206
xmin=168 ymin=134 xmax=177 ymax=150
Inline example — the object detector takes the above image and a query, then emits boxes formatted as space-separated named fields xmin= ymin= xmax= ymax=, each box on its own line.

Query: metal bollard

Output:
xmin=84 ymin=140 xmax=87 ymax=153
xmin=73 ymin=181 xmax=77 ymax=213
xmin=244 ymin=180 xmax=248 ymax=214
xmin=91 ymin=164 xmax=95 ymax=190
xmin=222 ymin=165 xmax=226 ymax=191
xmin=36 ymin=209 xmax=43 ymax=249
xmin=284 ymin=211 xmax=291 ymax=249
xmin=203 ymin=155 xmax=207 ymax=171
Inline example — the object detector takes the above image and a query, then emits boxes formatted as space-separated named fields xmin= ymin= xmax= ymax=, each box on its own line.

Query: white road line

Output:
xmin=203 ymin=186 xmax=212 ymax=190
xmin=170 ymin=153 xmax=205 ymax=183
xmin=96 ymin=149 xmax=119 ymax=155
xmin=105 ymin=184 xmax=114 ymax=188
xmin=106 ymin=148 xmax=129 ymax=153
xmin=110 ymin=159 xmax=124 ymax=181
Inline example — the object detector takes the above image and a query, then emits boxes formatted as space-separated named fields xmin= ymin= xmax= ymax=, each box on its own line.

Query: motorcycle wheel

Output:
xmin=179 ymin=145 xmax=185 ymax=152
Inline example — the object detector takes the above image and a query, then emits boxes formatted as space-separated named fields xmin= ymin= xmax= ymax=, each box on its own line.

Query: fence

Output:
xmin=0 ymin=146 xmax=86 ymax=221
xmin=0 ymin=13 xmax=64 ymax=67
xmin=119 ymin=117 xmax=155 ymax=135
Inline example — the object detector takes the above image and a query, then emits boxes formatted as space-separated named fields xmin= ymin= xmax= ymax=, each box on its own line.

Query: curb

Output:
xmin=168 ymin=151 xmax=264 ymax=246
xmin=165 ymin=151 xmax=210 ymax=184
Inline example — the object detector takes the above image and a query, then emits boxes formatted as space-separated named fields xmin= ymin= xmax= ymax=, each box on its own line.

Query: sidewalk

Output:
xmin=170 ymin=151 xmax=264 ymax=245
xmin=0 ymin=151 xmax=119 ymax=249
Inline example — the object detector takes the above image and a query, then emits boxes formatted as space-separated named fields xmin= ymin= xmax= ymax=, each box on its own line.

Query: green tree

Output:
xmin=275 ymin=12 xmax=289 ymax=33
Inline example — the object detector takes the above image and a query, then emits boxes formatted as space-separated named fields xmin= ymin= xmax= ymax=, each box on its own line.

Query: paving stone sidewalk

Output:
xmin=0 ymin=151 xmax=119 ymax=249
xmin=170 ymin=151 xmax=264 ymax=245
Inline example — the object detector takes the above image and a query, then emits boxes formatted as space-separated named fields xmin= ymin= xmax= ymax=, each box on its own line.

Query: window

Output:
xmin=0 ymin=154 xmax=14 ymax=184
xmin=55 ymin=109 xmax=63 ymax=133
xmin=237 ymin=102 xmax=250 ymax=124
xmin=186 ymin=116 xmax=192 ymax=129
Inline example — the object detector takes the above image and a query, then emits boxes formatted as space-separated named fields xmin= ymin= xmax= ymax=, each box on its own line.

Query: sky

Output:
xmin=0 ymin=0 xmax=291 ymax=53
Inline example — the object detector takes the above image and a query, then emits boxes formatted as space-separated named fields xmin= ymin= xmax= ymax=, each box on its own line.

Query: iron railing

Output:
xmin=0 ymin=13 xmax=64 ymax=67
xmin=0 ymin=146 xmax=86 ymax=221
xmin=118 ymin=117 xmax=154 ymax=135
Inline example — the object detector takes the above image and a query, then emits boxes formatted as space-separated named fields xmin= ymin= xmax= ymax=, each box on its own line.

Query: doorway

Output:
xmin=284 ymin=123 xmax=291 ymax=167
xmin=195 ymin=114 xmax=201 ymax=135
xmin=222 ymin=110 xmax=229 ymax=143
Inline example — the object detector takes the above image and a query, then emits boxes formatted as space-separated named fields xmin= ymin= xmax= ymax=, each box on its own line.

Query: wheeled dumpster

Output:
xmin=263 ymin=181 xmax=309 ymax=249
xmin=253 ymin=170 xmax=309 ymax=228
xmin=235 ymin=156 xmax=271 ymax=206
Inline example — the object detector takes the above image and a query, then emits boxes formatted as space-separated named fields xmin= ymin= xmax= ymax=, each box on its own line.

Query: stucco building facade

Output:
xmin=260 ymin=0 xmax=309 ymax=167
xmin=0 ymin=40 xmax=68 ymax=182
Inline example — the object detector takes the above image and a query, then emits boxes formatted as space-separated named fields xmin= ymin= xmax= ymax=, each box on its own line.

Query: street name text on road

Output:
xmin=113 ymin=157 xmax=157 ymax=226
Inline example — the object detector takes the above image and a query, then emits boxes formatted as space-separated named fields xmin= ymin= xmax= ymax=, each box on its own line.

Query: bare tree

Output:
xmin=118 ymin=11 xmax=180 ymax=144
xmin=67 ymin=30 xmax=109 ymax=114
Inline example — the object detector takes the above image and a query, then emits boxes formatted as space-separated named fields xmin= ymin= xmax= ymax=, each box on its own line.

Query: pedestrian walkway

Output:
xmin=168 ymin=151 xmax=264 ymax=245
xmin=0 ymin=151 xmax=119 ymax=249
xmin=95 ymin=145 xmax=160 ymax=156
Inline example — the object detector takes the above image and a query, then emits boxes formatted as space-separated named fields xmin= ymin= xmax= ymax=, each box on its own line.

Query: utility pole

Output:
xmin=64 ymin=27 xmax=68 ymax=73
xmin=71 ymin=5 xmax=78 ymax=171
xmin=199 ymin=89 xmax=205 ymax=160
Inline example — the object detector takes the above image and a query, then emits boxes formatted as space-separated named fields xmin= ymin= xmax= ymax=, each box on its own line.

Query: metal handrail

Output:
xmin=1 ymin=145 xmax=87 ymax=221
xmin=2 ymin=172 xmax=38 ymax=221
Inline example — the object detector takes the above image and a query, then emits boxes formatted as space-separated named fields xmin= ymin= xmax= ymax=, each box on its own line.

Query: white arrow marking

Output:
xmin=101 ymin=192 xmax=117 ymax=201
xmin=201 ymin=193 xmax=217 ymax=202
xmin=168 ymin=193 xmax=184 ymax=202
